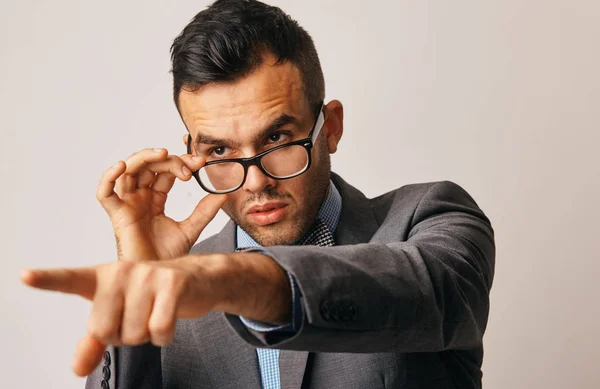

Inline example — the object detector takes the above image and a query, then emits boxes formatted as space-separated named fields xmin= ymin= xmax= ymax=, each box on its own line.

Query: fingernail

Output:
xmin=112 ymin=162 xmax=120 ymax=169
xmin=182 ymin=166 xmax=191 ymax=176
xmin=192 ymin=156 xmax=202 ymax=162
xmin=153 ymin=148 xmax=164 ymax=153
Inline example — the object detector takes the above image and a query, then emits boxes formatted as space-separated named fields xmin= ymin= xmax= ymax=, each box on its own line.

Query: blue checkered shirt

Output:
xmin=235 ymin=180 xmax=342 ymax=389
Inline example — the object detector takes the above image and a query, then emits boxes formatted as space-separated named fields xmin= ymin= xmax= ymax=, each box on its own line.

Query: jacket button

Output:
xmin=348 ymin=304 xmax=357 ymax=321
xmin=102 ymin=366 xmax=111 ymax=380
xmin=338 ymin=303 xmax=350 ymax=322
xmin=103 ymin=351 xmax=111 ymax=365
xmin=329 ymin=303 xmax=339 ymax=321
xmin=101 ymin=379 xmax=109 ymax=389
xmin=320 ymin=302 xmax=331 ymax=321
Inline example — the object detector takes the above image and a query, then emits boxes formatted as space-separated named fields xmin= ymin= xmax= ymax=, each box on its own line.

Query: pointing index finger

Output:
xmin=20 ymin=267 xmax=97 ymax=300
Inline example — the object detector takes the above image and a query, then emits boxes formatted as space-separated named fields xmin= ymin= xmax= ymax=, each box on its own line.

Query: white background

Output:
xmin=1 ymin=0 xmax=598 ymax=388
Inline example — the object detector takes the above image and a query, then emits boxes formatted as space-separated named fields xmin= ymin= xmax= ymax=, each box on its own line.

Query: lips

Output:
xmin=246 ymin=202 xmax=288 ymax=226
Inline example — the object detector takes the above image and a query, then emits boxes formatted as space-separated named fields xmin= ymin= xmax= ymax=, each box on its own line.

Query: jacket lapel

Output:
xmin=331 ymin=173 xmax=381 ymax=246
xmin=187 ymin=222 xmax=262 ymax=389
xmin=279 ymin=351 xmax=310 ymax=389
xmin=184 ymin=312 xmax=262 ymax=389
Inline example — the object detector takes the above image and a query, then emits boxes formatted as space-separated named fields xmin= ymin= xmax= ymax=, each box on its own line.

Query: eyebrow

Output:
xmin=194 ymin=114 xmax=301 ymax=149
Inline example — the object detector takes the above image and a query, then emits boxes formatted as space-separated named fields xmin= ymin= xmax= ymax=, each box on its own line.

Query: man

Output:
xmin=21 ymin=0 xmax=495 ymax=388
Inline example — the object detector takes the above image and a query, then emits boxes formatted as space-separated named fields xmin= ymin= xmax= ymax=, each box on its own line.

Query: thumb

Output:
xmin=73 ymin=334 xmax=106 ymax=377
xmin=179 ymin=194 xmax=228 ymax=242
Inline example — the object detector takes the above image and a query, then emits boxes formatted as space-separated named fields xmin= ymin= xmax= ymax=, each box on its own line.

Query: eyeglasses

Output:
xmin=187 ymin=103 xmax=325 ymax=194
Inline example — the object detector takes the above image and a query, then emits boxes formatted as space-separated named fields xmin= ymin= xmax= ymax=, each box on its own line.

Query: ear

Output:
xmin=323 ymin=100 xmax=344 ymax=154
xmin=183 ymin=133 xmax=196 ymax=156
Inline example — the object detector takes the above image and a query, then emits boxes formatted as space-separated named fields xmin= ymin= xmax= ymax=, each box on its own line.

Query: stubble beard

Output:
xmin=222 ymin=142 xmax=332 ymax=247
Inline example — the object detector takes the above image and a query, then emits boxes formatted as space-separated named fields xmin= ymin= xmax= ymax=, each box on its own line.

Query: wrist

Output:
xmin=210 ymin=252 xmax=292 ymax=325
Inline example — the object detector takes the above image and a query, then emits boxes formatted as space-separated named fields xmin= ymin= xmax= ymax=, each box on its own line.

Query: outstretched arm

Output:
xmin=20 ymin=250 xmax=293 ymax=376
xmin=225 ymin=181 xmax=496 ymax=353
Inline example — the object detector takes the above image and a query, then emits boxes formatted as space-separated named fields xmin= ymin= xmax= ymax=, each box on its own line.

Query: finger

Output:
xmin=151 ymin=173 xmax=177 ymax=195
xmin=87 ymin=267 xmax=125 ymax=346
xmin=148 ymin=293 xmax=177 ymax=346
xmin=20 ymin=267 xmax=97 ymax=300
xmin=120 ymin=267 xmax=155 ymax=345
xmin=144 ymin=155 xmax=193 ymax=182
xmin=148 ymin=271 xmax=183 ymax=346
xmin=179 ymin=193 xmax=228 ymax=242
xmin=145 ymin=155 xmax=204 ymax=194
xmin=124 ymin=148 xmax=168 ymax=175
xmin=117 ymin=148 xmax=169 ymax=195
xmin=138 ymin=154 xmax=199 ymax=189
xmin=180 ymin=154 xmax=206 ymax=173
xmin=136 ymin=168 xmax=156 ymax=188
xmin=96 ymin=161 xmax=126 ymax=213
xmin=115 ymin=172 xmax=137 ymax=196
xmin=72 ymin=334 xmax=106 ymax=377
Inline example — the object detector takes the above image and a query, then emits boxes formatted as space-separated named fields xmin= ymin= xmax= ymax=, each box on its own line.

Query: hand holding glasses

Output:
xmin=95 ymin=149 xmax=227 ymax=262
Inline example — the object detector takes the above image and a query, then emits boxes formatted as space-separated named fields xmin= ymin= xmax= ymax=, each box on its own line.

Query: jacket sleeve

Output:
xmin=85 ymin=346 xmax=117 ymax=389
xmin=225 ymin=181 xmax=495 ymax=353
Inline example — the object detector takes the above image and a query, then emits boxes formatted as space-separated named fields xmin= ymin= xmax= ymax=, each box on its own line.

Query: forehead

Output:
xmin=178 ymin=55 xmax=311 ymax=141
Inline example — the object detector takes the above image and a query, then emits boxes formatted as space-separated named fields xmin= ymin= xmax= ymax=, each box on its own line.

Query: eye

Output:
xmin=268 ymin=133 xmax=282 ymax=142
xmin=268 ymin=131 xmax=293 ymax=144
xmin=209 ymin=146 xmax=229 ymax=158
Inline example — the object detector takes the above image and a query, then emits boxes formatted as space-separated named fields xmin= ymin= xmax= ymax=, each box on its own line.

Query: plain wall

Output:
xmin=1 ymin=0 xmax=598 ymax=388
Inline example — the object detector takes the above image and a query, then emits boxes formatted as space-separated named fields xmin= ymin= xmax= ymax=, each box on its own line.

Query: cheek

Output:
xmin=223 ymin=192 xmax=244 ymax=213
xmin=279 ymin=176 xmax=309 ymax=204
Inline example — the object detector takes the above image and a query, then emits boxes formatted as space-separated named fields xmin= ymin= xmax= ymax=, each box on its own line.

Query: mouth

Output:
xmin=246 ymin=202 xmax=289 ymax=226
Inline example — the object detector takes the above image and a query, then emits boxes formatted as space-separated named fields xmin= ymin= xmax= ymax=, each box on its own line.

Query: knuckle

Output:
xmin=88 ymin=322 xmax=117 ymax=343
xmin=167 ymin=154 xmax=184 ymax=166
xmin=145 ymin=148 xmax=167 ymax=161
xmin=134 ymin=265 xmax=155 ymax=285
xmin=96 ymin=190 xmax=113 ymax=205
xmin=113 ymin=260 xmax=135 ymax=279
xmin=101 ymin=166 xmax=113 ymax=179
xmin=148 ymin=320 xmax=173 ymax=340
xmin=161 ymin=268 xmax=187 ymax=292
xmin=127 ymin=150 xmax=143 ymax=160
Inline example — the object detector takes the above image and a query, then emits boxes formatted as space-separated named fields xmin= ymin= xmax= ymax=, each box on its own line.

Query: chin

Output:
xmin=244 ymin=218 xmax=306 ymax=246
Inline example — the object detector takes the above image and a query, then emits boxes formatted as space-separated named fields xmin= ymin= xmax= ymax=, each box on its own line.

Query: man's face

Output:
xmin=178 ymin=54 xmax=342 ymax=246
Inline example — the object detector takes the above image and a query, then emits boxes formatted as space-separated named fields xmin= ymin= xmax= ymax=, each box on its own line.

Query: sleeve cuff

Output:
xmin=239 ymin=265 xmax=304 ymax=333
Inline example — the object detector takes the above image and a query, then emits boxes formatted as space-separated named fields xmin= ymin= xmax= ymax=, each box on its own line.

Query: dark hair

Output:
xmin=170 ymin=0 xmax=325 ymax=112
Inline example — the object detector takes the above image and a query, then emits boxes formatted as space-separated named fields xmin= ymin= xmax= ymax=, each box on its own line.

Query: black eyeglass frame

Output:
xmin=186 ymin=102 xmax=325 ymax=194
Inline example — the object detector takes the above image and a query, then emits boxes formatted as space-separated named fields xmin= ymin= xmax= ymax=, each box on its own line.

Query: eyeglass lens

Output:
xmin=198 ymin=144 xmax=309 ymax=192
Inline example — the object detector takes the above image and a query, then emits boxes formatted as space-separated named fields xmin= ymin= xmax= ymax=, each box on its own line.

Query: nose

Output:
xmin=242 ymin=165 xmax=276 ymax=194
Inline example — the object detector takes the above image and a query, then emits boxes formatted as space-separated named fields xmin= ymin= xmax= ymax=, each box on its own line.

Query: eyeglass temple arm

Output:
xmin=310 ymin=104 xmax=326 ymax=143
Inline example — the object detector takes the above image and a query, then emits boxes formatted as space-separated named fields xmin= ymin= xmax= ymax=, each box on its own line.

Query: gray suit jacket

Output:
xmin=86 ymin=173 xmax=495 ymax=389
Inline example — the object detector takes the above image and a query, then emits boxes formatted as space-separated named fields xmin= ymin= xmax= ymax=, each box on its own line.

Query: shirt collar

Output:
xmin=236 ymin=180 xmax=342 ymax=248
